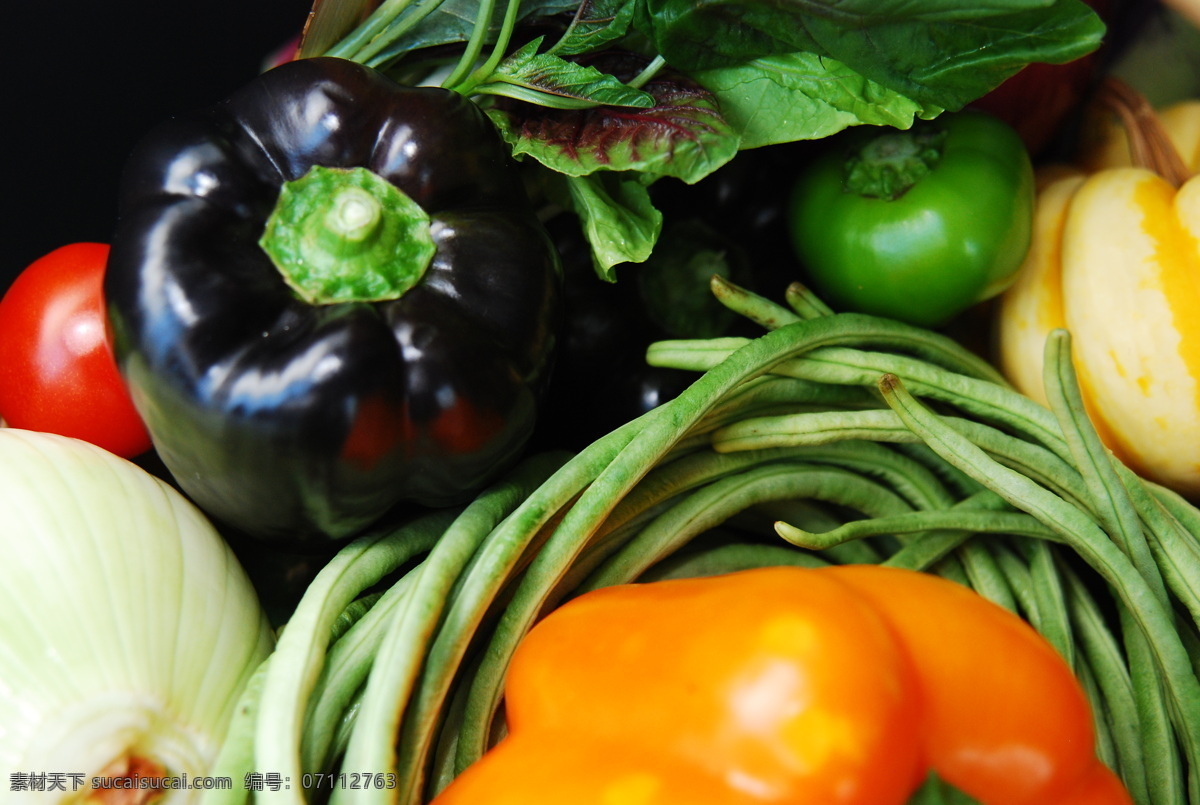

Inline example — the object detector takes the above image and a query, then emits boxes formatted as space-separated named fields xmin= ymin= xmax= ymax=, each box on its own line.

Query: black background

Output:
xmin=6 ymin=0 xmax=315 ymax=291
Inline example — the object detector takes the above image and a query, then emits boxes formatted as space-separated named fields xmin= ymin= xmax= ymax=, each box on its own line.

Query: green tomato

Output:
xmin=788 ymin=110 xmax=1035 ymax=328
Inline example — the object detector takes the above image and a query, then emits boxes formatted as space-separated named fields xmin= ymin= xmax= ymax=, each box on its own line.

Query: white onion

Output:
xmin=0 ymin=429 xmax=273 ymax=803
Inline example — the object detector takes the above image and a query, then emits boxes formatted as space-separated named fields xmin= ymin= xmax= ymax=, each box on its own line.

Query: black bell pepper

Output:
xmin=105 ymin=57 xmax=562 ymax=545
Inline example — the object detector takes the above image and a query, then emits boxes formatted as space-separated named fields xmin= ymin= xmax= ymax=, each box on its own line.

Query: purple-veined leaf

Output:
xmin=486 ymin=63 xmax=740 ymax=184
xmin=475 ymin=38 xmax=654 ymax=109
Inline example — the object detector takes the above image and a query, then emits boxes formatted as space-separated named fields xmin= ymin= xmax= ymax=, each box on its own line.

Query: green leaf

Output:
xmin=562 ymin=173 xmax=663 ymax=280
xmin=366 ymin=0 xmax=577 ymax=67
xmin=639 ymin=0 xmax=1105 ymax=110
xmin=547 ymin=0 xmax=642 ymax=57
xmin=692 ymin=52 xmax=944 ymax=149
xmin=475 ymin=38 xmax=655 ymax=108
xmin=485 ymin=68 xmax=740 ymax=184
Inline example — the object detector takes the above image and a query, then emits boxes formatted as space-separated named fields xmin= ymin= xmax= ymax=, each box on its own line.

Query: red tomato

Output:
xmin=0 ymin=243 xmax=151 ymax=458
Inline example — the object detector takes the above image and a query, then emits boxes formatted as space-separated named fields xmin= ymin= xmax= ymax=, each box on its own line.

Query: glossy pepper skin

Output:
xmin=788 ymin=110 xmax=1034 ymax=328
xmin=105 ymin=57 xmax=561 ymax=545
xmin=433 ymin=566 xmax=1130 ymax=805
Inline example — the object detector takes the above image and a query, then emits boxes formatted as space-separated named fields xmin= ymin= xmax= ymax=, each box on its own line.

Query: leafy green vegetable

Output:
xmin=473 ymin=37 xmax=654 ymax=108
xmin=637 ymin=0 xmax=1104 ymax=111
xmin=307 ymin=0 xmax=1106 ymax=275
xmin=561 ymin=172 xmax=662 ymax=278
xmin=486 ymin=68 xmax=738 ymax=182
xmin=692 ymin=52 xmax=945 ymax=149
xmin=331 ymin=0 xmax=577 ymax=65
xmin=546 ymin=0 xmax=640 ymax=56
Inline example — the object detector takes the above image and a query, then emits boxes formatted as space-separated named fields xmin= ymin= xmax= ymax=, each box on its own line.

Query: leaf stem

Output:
xmin=627 ymin=55 xmax=667 ymax=90
xmin=362 ymin=0 xmax=455 ymax=68
xmin=447 ymin=0 xmax=524 ymax=96
xmin=440 ymin=0 xmax=500 ymax=91
xmin=325 ymin=0 xmax=418 ymax=61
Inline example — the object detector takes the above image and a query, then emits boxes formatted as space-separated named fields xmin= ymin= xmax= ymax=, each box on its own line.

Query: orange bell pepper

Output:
xmin=432 ymin=565 xmax=1130 ymax=805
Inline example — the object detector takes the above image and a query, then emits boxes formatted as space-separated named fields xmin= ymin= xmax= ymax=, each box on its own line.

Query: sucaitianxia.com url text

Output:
xmin=9 ymin=772 xmax=233 ymax=793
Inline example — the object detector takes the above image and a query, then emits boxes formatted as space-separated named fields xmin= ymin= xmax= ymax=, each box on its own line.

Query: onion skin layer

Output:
xmin=0 ymin=429 xmax=273 ymax=803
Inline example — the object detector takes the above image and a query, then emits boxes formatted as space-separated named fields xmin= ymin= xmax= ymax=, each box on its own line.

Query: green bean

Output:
xmin=1063 ymin=565 xmax=1151 ymax=804
xmin=211 ymin=287 xmax=1200 ymax=805
xmin=1181 ymin=620 xmax=1200 ymax=679
xmin=1075 ymin=653 xmax=1120 ymax=775
xmin=713 ymin=408 xmax=1095 ymax=513
xmin=1140 ymin=481 xmax=1200 ymax=628
xmin=1025 ymin=540 xmax=1075 ymax=667
xmin=647 ymin=336 xmax=751 ymax=372
xmin=956 ymin=540 xmax=1018 ymax=613
xmin=542 ymin=449 xmax=854 ymax=608
xmin=775 ymin=348 xmax=1068 ymax=459
xmin=658 ymin=440 xmax=957 ymax=513
xmin=583 ymin=462 xmax=916 ymax=591
xmin=776 ymin=506 xmax=1058 ymax=551
xmin=709 ymin=273 xmax=803 ymax=330
xmin=697 ymin=375 xmax=878 ymax=433
xmin=932 ymin=553 xmax=973 ymax=588
xmin=742 ymin=498 xmax=846 ymax=534
xmin=822 ymin=537 xmax=890 ymax=565
xmin=302 ymin=593 xmax=388 ymax=774
xmin=425 ymin=654 xmax=476 ymax=801
xmin=783 ymin=281 xmax=835 ymax=320
xmin=895 ymin=442 xmax=986 ymax=499
xmin=739 ymin=498 xmax=888 ymax=564
xmin=591 ymin=448 xmax=805 ymax=541
xmin=640 ymin=540 xmax=828 ymax=581
xmin=796 ymin=441 xmax=960 ymax=510
xmin=1149 ymin=483 xmax=1200 ymax=542
xmin=201 ymin=657 xmax=271 ymax=805
xmin=882 ymin=530 xmax=972 ymax=571
xmin=726 ymin=279 xmax=1012 ymax=385
xmin=650 ymin=313 xmax=1011 ymax=387
xmin=302 ymin=577 xmax=416 ymax=773
xmin=328 ymin=689 xmax=364 ymax=776
xmin=388 ymin=415 xmax=653 ymax=801
xmin=713 ymin=408 xmax=913 ymax=452
xmin=987 ymin=541 xmax=1043 ymax=622
xmin=880 ymin=374 xmax=1200 ymax=801
xmin=879 ymin=491 xmax=1011 ymax=572
xmin=332 ymin=455 xmax=565 ymax=805
xmin=1043 ymin=331 xmax=1183 ymax=804
xmin=546 ymin=449 xmax=832 ymax=602
xmin=255 ymin=511 xmax=457 ymax=805
xmin=1043 ymin=331 xmax=1165 ymax=600
xmin=1129 ymin=641 xmax=1187 ymax=805
xmin=329 ymin=592 xmax=385 ymax=642
xmin=453 ymin=313 xmax=978 ymax=770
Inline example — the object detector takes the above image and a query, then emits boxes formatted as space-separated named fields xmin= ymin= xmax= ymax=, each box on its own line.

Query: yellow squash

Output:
xmin=997 ymin=91 xmax=1200 ymax=497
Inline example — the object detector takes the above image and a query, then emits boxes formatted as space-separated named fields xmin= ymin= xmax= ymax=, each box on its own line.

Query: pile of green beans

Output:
xmin=203 ymin=277 xmax=1200 ymax=805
